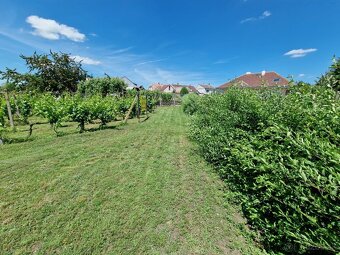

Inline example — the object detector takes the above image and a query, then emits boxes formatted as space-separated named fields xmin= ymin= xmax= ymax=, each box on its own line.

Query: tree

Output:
xmin=180 ymin=87 xmax=189 ymax=96
xmin=0 ymin=51 xmax=88 ymax=94
xmin=77 ymin=77 xmax=127 ymax=96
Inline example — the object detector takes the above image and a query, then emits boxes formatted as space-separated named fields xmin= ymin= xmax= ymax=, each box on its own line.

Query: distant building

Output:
xmin=121 ymin=76 xmax=144 ymax=90
xmin=196 ymin=84 xmax=215 ymax=95
xmin=148 ymin=83 xmax=199 ymax=94
xmin=218 ymin=71 xmax=290 ymax=90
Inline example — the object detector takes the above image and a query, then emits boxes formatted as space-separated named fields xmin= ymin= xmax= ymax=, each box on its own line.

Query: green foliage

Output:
xmin=16 ymin=94 xmax=35 ymax=123
xmin=182 ymin=93 xmax=200 ymax=115
xmin=87 ymin=95 xmax=117 ymax=127
xmin=1 ymin=89 xmax=157 ymax=139
xmin=0 ymin=51 xmax=88 ymax=94
xmin=0 ymin=96 xmax=5 ymax=128
xmin=77 ymin=77 xmax=127 ymax=96
xmin=316 ymin=57 xmax=340 ymax=92
xmin=160 ymin=93 xmax=173 ymax=103
xmin=180 ymin=87 xmax=189 ymax=96
xmin=189 ymin=87 xmax=340 ymax=254
xmin=34 ymin=94 xmax=69 ymax=133
xmin=68 ymin=96 xmax=93 ymax=133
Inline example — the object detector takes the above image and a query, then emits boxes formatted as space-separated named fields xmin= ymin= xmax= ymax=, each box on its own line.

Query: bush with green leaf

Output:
xmin=34 ymin=94 xmax=69 ymax=133
xmin=16 ymin=93 xmax=34 ymax=123
xmin=89 ymin=95 xmax=117 ymax=127
xmin=77 ymin=77 xmax=127 ymax=96
xmin=67 ymin=96 xmax=93 ymax=133
xmin=182 ymin=93 xmax=200 ymax=115
xmin=180 ymin=87 xmax=189 ymax=96
xmin=316 ymin=57 xmax=340 ymax=92
xmin=189 ymin=86 xmax=340 ymax=254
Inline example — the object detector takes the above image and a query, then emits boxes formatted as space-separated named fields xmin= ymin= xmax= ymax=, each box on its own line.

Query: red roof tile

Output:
xmin=219 ymin=72 xmax=289 ymax=89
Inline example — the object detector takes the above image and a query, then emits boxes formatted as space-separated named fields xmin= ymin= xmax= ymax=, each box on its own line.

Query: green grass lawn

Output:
xmin=0 ymin=107 xmax=265 ymax=255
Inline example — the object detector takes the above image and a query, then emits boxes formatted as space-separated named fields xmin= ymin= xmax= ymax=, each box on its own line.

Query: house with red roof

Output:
xmin=218 ymin=71 xmax=290 ymax=90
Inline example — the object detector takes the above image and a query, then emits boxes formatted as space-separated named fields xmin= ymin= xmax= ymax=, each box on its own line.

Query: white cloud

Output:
xmin=260 ymin=11 xmax=271 ymax=19
xmin=284 ymin=48 xmax=317 ymax=58
xmin=299 ymin=74 xmax=305 ymax=77
xmin=26 ymin=15 xmax=86 ymax=42
xmin=72 ymin=55 xmax=101 ymax=65
xmin=241 ymin=10 xmax=271 ymax=23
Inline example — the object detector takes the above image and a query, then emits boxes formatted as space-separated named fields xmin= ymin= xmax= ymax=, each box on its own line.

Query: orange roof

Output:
xmin=219 ymin=72 xmax=289 ymax=89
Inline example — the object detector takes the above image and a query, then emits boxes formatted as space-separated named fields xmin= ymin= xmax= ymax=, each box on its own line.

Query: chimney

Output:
xmin=261 ymin=70 xmax=266 ymax=76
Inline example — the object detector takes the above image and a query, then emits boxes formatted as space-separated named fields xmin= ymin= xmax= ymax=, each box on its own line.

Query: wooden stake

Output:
xmin=4 ymin=90 xmax=14 ymax=128
xmin=123 ymin=95 xmax=138 ymax=124
xmin=137 ymin=90 xmax=140 ymax=122
xmin=13 ymin=94 xmax=21 ymax=117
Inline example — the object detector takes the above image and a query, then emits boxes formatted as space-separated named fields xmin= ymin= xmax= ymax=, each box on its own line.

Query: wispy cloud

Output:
xmin=134 ymin=67 xmax=204 ymax=84
xmin=298 ymin=73 xmax=305 ymax=77
xmin=72 ymin=55 xmax=101 ymax=65
xmin=213 ymin=59 xmax=230 ymax=64
xmin=213 ymin=56 xmax=238 ymax=65
xmin=284 ymin=48 xmax=317 ymax=58
xmin=241 ymin=11 xmax=271 ymax=24
xmin=135 ymin=58 xmax=166 ymax=66
xmin=26 ymin=15 xmax=86 ymax=42
xmin=110 ymin=47 xmax=134 ymax=54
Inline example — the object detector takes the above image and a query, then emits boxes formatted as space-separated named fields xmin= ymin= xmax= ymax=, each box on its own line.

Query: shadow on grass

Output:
xmin=85 ymin=124 xmax=123 ymax=133
xmin=0 ymin=136 xmax=34 ymax=144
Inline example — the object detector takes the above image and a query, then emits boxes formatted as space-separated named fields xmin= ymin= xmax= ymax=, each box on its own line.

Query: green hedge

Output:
xmin=188 ymin=86 xmax=340 ymax=254
xmin=181 ymin=93 xmax=200 ymax=115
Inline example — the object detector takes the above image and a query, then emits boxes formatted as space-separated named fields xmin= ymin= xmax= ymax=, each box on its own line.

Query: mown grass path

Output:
xmin=0 ymin=107 xmax=264 ymax=254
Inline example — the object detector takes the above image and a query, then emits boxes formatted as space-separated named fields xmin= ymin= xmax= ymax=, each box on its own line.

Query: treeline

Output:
xmin=183 ymin=59 xmax=340 ymax=254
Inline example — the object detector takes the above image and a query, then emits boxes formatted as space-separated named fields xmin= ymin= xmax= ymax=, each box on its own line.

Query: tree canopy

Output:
xmin=0 ymin=51 xmax=88 ymax=94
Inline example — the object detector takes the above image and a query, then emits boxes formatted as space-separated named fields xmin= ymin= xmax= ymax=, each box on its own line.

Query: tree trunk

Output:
xmin=4 ymin=90 xmax=14 ymax=128
xmin=79 ymin=121 xmax=85 ymax=133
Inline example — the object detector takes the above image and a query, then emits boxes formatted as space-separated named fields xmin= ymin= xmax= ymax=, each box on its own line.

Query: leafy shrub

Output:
xmin=160 ymin=93 xmax=173 ymax=103
xmin=16 ymin=94 xmax=34 ymax=123
xmin=316 ymin=57 xmax=340 ymax=92
xmin=180 ymin=87 xmax=189 ymax=96
xmin=77 ymin=77 xmax=127 ymax=96
xmin=89 ymin=95 xmax=117 ymax=127
xmin=189 ymin=87 xmax=340 ymax=254
xmin=182 ymin=93 xmax=200 ymax=115
xmin=34 ymin=94 xmax=69 ymax=133
xmin=68 ymin=96 xmax=93 ymax=133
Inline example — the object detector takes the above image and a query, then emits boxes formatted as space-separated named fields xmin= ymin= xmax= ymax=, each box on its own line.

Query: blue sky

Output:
xmin=0 ymin=0 xmax=339 ymax=87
